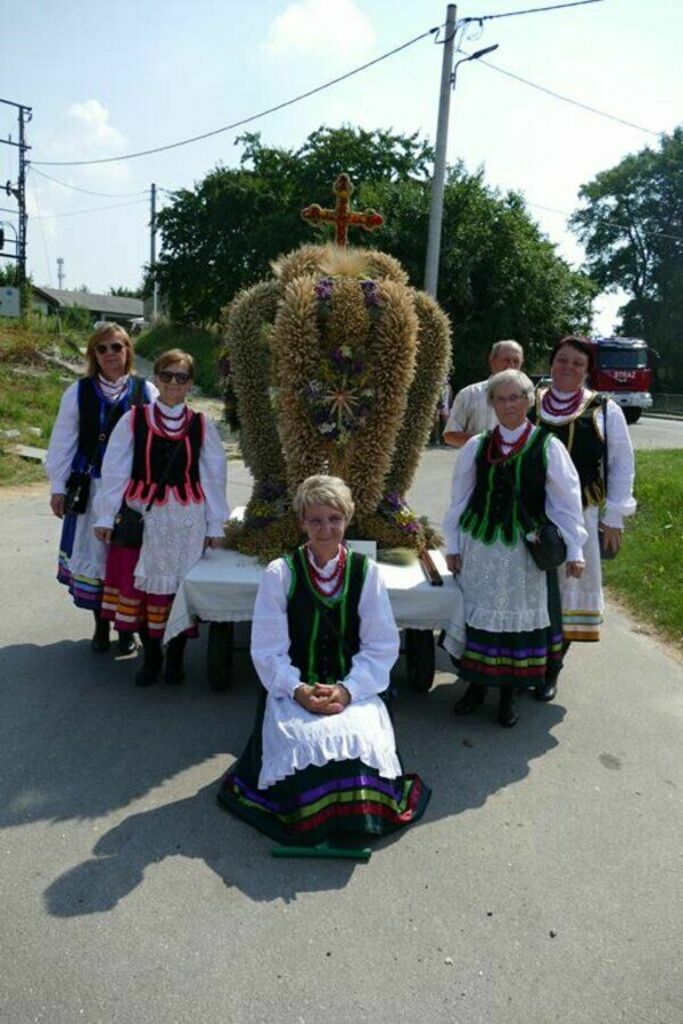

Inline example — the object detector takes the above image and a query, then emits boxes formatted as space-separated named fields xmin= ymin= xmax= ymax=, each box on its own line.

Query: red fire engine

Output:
xmin=588 ymin=336 xmax=653 ymax=424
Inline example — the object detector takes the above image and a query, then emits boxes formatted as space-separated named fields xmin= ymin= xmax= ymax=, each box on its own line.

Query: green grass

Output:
xmin=603 ymin=450 xmax=683 ymax=650
xmin=134 ymin=322 xmax=222 ymax=396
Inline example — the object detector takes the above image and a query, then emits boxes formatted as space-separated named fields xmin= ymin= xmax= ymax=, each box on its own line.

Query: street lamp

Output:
xmin=452 ymin=44 xmax=499 ymax=88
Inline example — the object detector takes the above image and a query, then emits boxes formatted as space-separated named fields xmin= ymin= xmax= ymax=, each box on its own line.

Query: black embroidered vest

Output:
xmin=285 ymin=547 xmax=366 ymax=685
xmin=531 ymin=391 xmax=605 ymax=507
xmin=128 ymin=405 xmax=204 ymax=505
xmin=459 ymin=426 xmax=549 ymax=547
xmin=76 ymin=376 xmax=147 ymax=476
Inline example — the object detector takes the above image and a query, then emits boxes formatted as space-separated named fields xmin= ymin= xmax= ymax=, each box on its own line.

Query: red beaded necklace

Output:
xmin=305 ymin=544 xmax=347 ymax=596
xmin=541 ymin=387 xmax=584 ymax=418
xmin=154 ymin=404 xmax=190 ymax=440
xmin=486 ymin=421 xmax=533 ymax=465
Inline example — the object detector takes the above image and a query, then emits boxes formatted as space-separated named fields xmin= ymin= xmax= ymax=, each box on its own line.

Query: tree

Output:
xmin=109 ymin=284 xmax=144 ymax=298
xmin=155 ymin=125 xmax=593 ymax=382
xmin=571 ymin=127 xmax=683 ymax=389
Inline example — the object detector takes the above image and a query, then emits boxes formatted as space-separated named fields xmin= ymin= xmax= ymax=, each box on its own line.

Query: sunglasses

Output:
xmin=157 ymin=370 xmax=192 ymax=385
xmin=95 ymin=341 xmax=125 ymax=355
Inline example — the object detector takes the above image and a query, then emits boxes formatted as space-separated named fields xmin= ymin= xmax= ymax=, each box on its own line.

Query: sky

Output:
xmin=2 ymin=0 xmax=681 ymax=332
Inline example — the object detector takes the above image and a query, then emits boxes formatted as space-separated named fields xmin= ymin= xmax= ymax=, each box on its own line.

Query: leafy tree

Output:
xmin=571 ymin=127 xmax=683 ymax=389
xmin=155 ymin=125 xmax=593 ymax=383
xmin=109 ymin=284 xmax=144 ymax=298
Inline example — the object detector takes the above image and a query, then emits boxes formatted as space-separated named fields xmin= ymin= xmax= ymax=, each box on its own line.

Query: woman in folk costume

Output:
xmin=531 ymin=335 xmax=636 ymax=690
xmin=93 ymin=349 xmax=228 ymax=686
xmin=442 ymin=370 xmax=587 ymax=728
xmin=46 ymin=323 xmax=157 ymax=654
xmin=218 ymin=475 xmax=430 ymax=847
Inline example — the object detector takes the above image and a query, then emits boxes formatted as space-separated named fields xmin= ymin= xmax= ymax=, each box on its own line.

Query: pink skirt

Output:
xmin=101 ymin=545 xmax=197 ymax=640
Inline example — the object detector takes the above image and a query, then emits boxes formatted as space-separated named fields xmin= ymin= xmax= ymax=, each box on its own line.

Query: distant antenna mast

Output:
xmin=57 ymin=257 xmax=64 ymax=289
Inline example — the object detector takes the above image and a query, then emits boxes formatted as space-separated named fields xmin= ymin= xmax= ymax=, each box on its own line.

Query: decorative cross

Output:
xmin=301 ymin=173 xmax=384 ymax=248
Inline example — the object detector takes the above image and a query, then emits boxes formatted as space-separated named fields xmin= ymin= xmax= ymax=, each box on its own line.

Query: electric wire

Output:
xmin=527 ymin=199 xmax=683 ymax=242
xmin=463 ymin=0 xmax=604 ymax=23
xmin=460 ymin=49 xmax=661 ymax=136
xmin=29 ymin=166 xmax=148 ymax=198
xmin=31 ymin=26 xmax=440 ymax=167
xmin=32 ymin=198 xmax=148 ymax=219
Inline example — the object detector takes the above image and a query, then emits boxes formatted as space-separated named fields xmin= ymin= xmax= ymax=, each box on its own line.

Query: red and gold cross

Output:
xmin=301 ymin=173 xmax=384 ymax=248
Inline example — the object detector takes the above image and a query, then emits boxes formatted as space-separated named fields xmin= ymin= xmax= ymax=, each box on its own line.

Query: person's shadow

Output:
xmin=34 ymin=640 xmax=565 ymax=915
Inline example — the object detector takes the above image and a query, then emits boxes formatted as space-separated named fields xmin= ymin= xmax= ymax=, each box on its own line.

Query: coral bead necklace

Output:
xmin=486 ymin=421 xmax=533 ymax=465
xmin=542 ymin=387 xmax=584 ymax=418
xmin=306 ymin=544 xmax=347 ymax=596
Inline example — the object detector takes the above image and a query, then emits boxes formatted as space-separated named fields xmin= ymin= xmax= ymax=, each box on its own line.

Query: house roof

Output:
xmin=33 ymin=286 xmax=143 ymax=317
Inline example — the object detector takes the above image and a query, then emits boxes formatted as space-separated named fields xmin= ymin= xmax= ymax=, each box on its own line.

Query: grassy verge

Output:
xmin=134 ymin=322 xmax=222 ymax=396
xmin=603 ymin=449 xmax=683 ymax=651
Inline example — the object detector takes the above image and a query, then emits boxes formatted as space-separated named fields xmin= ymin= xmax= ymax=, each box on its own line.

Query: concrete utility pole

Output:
xmin=0 ymin=97 xmax=32 ymax=288
xmin=57 ymin=257 xmax=64 ymax=289
xmin=150 ymin=182 xmax=158 ymax=322
xmin=424 ymin=3 xmax=457 ymax=298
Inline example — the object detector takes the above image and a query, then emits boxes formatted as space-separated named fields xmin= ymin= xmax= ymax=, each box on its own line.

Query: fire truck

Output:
xmin=587 ymin=336 xmax=653 ymax=423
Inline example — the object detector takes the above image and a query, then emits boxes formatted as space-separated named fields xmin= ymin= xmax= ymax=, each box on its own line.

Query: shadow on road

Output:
xmin=0 ymin=636 xmax=564 ymax=913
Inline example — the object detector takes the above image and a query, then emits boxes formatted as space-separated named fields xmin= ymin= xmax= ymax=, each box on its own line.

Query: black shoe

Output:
xmin=90 ymin=612 xmax=111 ymax=653
xmin=135 ymin=638 xmax=163 ymax=687
xmin=498 ymin=689 xmax=518 ymax=728
xmin=453 ymin=682 xmax=486 ymax=715
xmin=535 ymin=678 xmax=558 ymax=703
xmin=164 ymin=636 xmax=187 ymax=685
xmin=117 ymin=632 xmax=137 ymax=655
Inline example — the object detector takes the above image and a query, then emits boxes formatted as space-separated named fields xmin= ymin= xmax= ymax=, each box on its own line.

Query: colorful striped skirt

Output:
xmin=455 ymin=569 xmax=565 ymax=689
xmin=100 ymin=545 xmax=197 ymax=640
xmin=57 ymin=512 xmax=105 ymax=611
xmin=218 ymin=692 xmax=430 ymax=847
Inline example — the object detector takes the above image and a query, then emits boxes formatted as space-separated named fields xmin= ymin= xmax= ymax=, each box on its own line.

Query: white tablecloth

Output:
xmin=165 ymin=548 xmax=463 ymax=641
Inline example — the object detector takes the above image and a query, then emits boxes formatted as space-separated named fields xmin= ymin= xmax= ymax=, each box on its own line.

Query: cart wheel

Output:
xmin=404 ymin=628 xmax=435 ymax=692
xmin=207 ymin=622 xmax=234 ymax=691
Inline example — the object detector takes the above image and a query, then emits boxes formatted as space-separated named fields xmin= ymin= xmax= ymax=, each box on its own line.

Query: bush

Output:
xmin=134 ymin=322 xmax=221 ymax=396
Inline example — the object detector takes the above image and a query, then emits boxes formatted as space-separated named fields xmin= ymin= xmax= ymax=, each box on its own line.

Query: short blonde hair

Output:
xmin=292 ymin=475 xmax=355 ymax=522
xmin=487 ymin=369 xmax=535 ymax=408
xmin=85 ymin=323 xmax=133 ymax=377
xmin=490 ymin=339 xmax=523 ymax=361
xmin=153 ymin=349 xmax=195 ymax=378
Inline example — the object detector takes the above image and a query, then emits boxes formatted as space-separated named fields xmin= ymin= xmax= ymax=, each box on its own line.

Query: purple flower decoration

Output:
xmin=330 ymin=348 xmax=346 ymax=370
xmin=315 ymin=277 xmax=334 ymax=301
xmin=360 ymin=280 xmax=380 ymax=307
xmin=385 ymin=492 xmax=404 ymax=510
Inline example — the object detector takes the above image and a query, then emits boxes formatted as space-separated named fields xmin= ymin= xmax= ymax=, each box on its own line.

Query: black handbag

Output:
xmin=64 ymin=471 xmax=91 ymax=515
xmin=110 ymin=434 xmax=186 ymax=548
xmin=514 ymin=478 xmax=567 ymax=572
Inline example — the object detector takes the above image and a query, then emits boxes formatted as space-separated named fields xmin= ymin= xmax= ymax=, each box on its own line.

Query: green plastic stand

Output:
xmin=271 ymin=839 xmax=371 ymax=861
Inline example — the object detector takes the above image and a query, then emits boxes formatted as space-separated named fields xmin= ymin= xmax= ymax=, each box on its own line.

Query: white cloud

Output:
xmin=64 ymin=99 xmax=127 ymax=157
xmin=265 ymin=0 xmax=375 ymax=59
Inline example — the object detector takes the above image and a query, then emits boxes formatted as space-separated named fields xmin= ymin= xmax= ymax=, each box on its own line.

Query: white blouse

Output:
xmin=538 ymin=390 xmax=636 ymax=528
xmin=250 ymin=551 xmax=400 ymax=703
xmin=45 ymin=377 xmax=159 ymax=494
xmin=92 ymin=401 xmax=229 ymax=537
xmin=443 ymin=422 xmax=588 ymax=561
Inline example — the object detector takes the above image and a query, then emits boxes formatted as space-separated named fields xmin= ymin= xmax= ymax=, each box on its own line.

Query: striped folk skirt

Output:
xmin=100 ymin=545 xmax=197 ymax=640
xmin=56 ymin=490 xmax=107 ymax=611
xmin=456 ymin=569 xmax=565 ymax=689
xmin=218 ymin=691 xmax=430 ymax=847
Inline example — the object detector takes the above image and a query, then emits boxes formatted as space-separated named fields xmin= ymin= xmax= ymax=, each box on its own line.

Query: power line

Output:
xmin=31 ymin=26 xmax=440 ymax=168
xmin=464 ymin=0 xmax=604 ymax=22
xmin=32 ymin=198 xmax=148 ymax=220
xmin=464 ymin=50 xmax=662 ymax=136
xmin=29 ymin=166 xmax=147 ymax=198
xmin=527 ymin=199 xmax=683 ymax=242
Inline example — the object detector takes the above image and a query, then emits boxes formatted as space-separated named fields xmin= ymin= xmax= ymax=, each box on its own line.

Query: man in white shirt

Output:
xmin=443 ymin=339 xmax=524 ymax=448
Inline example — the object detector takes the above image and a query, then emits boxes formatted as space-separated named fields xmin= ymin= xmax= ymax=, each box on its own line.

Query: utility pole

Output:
xmin=57 ymin=257 xmax=65 ymax=289
xmin=0 ymin=98 xmax=32 ymax=288
xmin=424 ymin=3 xmax=457 ymax=298
xmin=150 ymin=182 xmax=158 ymax=322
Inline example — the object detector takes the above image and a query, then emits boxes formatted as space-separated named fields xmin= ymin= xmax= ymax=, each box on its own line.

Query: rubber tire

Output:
xmin=207 ymin=622 xmax=234 ymax=691
xmin=623 ymin=407 xmax=642 ymax=424
xmin=404 ymin=628 xmax=436 ymax=692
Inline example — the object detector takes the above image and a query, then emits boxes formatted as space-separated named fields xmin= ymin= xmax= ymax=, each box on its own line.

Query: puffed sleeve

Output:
xmin=45 ymin=381 xmax=80 ymax=493
xmin=545 ymin=436 xmax=589 ymax=562
xmin=198 ymin=416 xmax=229 ymax=537
xmin=601 ymin=400 xmax=637 ymax=527
xmin=442 ymin=435 xmax=480 ymax=554
xmin=343 ymin=559 xmax=400 ymax=702
xmin=250 ymin=559 xmax=302 ymax=699
xmin=92 ymin=411 xmax=135 ymax=529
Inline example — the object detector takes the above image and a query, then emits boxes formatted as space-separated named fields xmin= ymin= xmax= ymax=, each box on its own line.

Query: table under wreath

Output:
xmin=164 ymin=548 xmax=463 ymax=692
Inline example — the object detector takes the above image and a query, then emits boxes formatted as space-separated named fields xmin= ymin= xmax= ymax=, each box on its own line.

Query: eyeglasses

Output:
xmin=157 ymin=370 xmax=192 ymax=385
xmin=493 ymin=393 xmax=526 ymax=405
xmin=95 ymin=341 xmax=125 ymax=355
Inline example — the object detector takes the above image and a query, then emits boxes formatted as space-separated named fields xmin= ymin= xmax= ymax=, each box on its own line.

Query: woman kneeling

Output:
xmin=217 ymin=475 xmax=430 ymax=847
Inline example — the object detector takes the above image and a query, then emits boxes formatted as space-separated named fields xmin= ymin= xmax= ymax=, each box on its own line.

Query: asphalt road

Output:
xmin=630 ymin=414 xmax=683 ymax=449
xmin=1 ymin=446 xmax=682 ymax=1024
